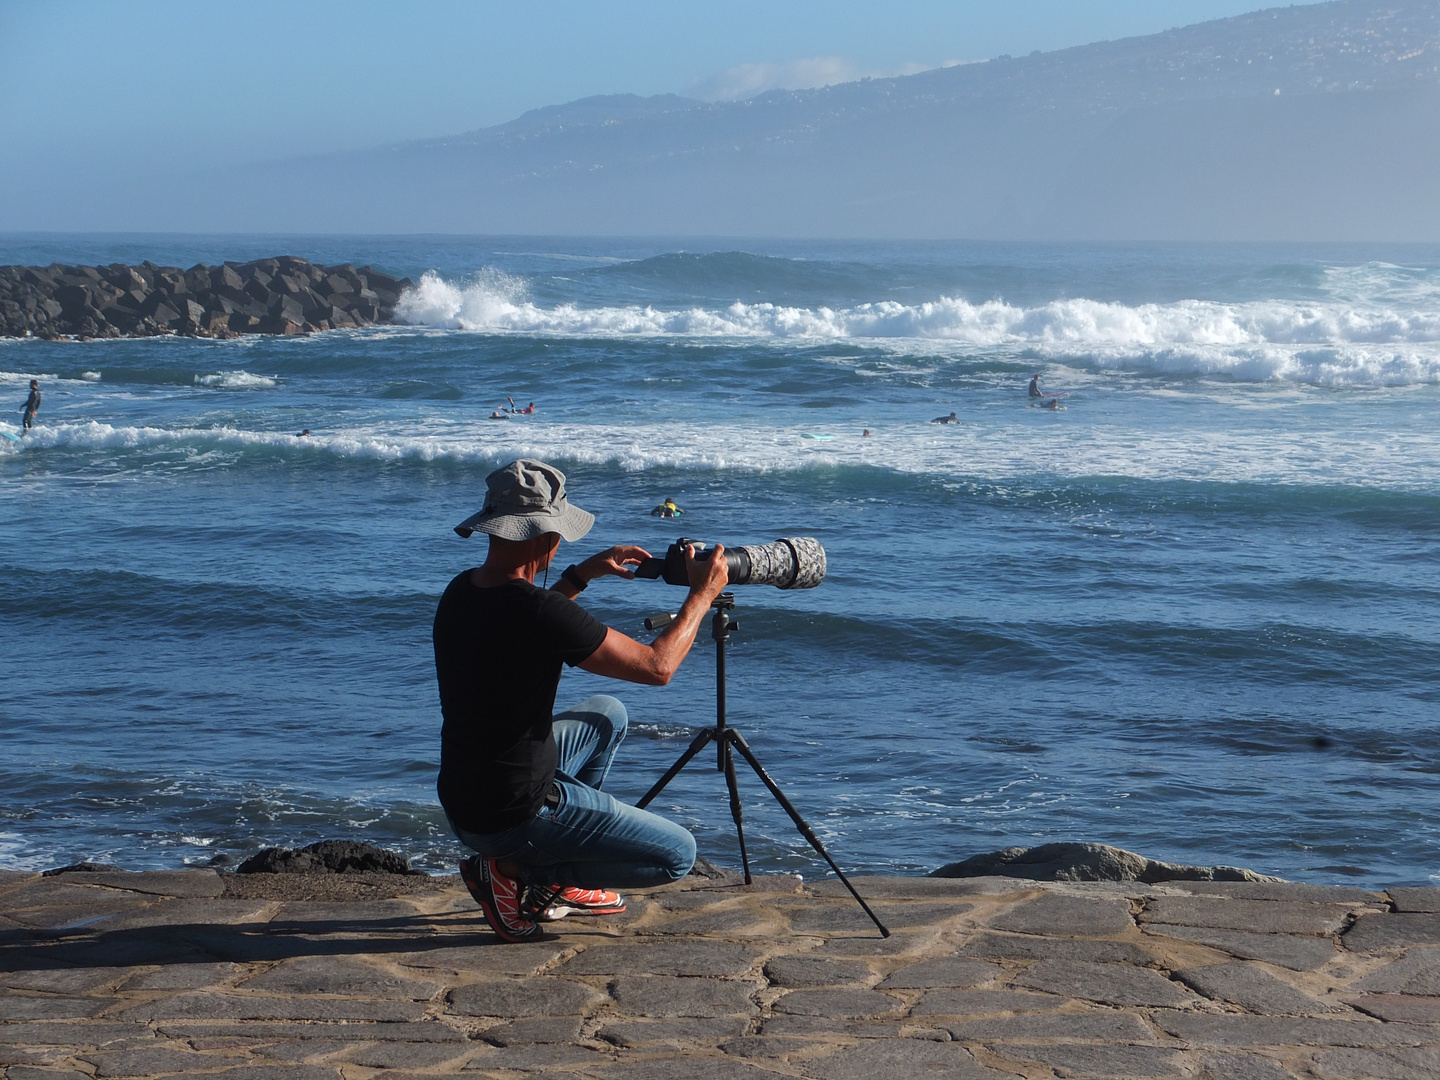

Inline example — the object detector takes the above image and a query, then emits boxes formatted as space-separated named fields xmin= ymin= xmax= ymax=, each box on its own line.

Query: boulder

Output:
xmin=236 ymin=840 xmax=423 ymax=876
xmin=213 ymin=265 xmax=244 ymax=291
xmin=931 ymin=843 xmax=1283 ymax=884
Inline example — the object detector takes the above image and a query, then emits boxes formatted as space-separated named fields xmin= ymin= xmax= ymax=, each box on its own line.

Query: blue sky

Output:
xmin=1 ymin=0 xmax=1291 ymax=180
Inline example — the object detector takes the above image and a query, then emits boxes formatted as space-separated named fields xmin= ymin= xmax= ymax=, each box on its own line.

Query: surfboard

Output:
xmin=1 ymin=432 xmax=20 ymax=443
xmin=801 ymin=433 xmax=834 ymax=440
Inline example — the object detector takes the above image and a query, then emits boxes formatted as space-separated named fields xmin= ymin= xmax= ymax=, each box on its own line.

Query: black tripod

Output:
xmin=636 ymin=593 xmax=889 ymax=937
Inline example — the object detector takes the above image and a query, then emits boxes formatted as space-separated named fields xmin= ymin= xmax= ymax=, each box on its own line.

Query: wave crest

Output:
xmin=394 ymin=270 xmax=1440 ymax=385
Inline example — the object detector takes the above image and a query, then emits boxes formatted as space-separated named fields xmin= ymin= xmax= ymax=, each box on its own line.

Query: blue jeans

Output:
xmin=446 ymin=695 xmax=696 ymax=891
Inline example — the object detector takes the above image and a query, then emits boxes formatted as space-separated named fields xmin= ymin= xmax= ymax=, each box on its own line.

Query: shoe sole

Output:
xmin=460 ymin=859 xmax=543 ymax=943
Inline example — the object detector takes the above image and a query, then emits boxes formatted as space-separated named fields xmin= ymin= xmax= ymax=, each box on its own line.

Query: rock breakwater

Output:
xmin=0 ymin=257 xmax=412 ymax=340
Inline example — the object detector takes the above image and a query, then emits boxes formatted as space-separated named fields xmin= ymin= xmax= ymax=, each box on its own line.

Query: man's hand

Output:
xmin=579 ymin=542 xmax=731 ymax=687
xmin=685 ymin=543 xmax=730 ymax=601
xmin=578 ymin=545 xmax=652 ymax=584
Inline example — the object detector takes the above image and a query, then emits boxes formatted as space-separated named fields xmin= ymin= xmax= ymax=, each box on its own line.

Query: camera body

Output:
xmin=635 ymin=537 xmax=826 ymax=590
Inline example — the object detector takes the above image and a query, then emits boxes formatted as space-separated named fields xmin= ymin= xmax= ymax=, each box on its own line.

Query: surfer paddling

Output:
xmin=650 ymin=498 xmax=684 ymax=519
xmin=20 ymin=379 xmax=40 ymax=433
xmin=930 ymin=412 xmax=959 ymax=424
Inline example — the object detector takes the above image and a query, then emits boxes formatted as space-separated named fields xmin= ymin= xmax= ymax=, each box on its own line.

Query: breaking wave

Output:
xmin=395 ymin=269 xmax=1440 ymax=386
xmin=6 ymin=416 xmax=1440 ymax=492
xmin=194 ymin=370 xmax=277 ymax=389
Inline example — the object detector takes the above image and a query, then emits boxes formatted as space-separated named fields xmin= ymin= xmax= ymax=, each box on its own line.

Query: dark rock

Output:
xmin=235 ymin=840 xmax=422 ymax=876
xmin=42 ymin=861 xmax=121 ymax=876
xmin=932 ymin=842 xmax=1282 ymax=883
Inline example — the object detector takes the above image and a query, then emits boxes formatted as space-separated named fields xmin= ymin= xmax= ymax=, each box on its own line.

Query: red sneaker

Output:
xmin=533 ymin=885 xmax=626 ymax=922
xmin=459 ymin=856 xmax=543 ymax=943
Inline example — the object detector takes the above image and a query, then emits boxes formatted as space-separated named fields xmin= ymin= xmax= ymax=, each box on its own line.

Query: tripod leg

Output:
xmin=635 ymin=728 xmax=715 ymax=810
xmin=727 ymin=732 xmax=890 ymax=938
xmin=720 ymin=736 xmax=752 ymax=885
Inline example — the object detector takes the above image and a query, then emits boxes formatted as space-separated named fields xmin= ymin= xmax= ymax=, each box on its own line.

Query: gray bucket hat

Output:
xmin=454 ymin=459 xmax=594 ymax=542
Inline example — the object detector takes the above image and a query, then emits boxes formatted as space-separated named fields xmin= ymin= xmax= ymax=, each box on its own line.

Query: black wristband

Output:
xmin=560 ymin=565 xmax=588 ymax=592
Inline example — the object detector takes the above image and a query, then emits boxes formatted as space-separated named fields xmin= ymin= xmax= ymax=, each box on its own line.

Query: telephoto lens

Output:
xmin=635 ymin=537 xmax=826 ymax=589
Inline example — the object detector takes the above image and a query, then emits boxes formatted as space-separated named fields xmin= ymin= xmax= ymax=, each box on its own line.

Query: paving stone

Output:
xmin=989 ymin=892 xmax=1135 ymax=936
xmin=0 ymin=997 xmax=113 ymax=1020
xmin=595 ymin=1017 xmax=751 ymax=1049
xmin=239 ymin=955 xmax=439 ymax=999
xmin=120 ymin=962 xmax=246 ymax=990
xmin=783 ymin=904 xmax=902 ymax=934
xmin=0 ymin=1048 xmax=68 ymax=1068
xmin=878 ymin=957 xmax=1003 ymax=989
xmin=814 ymin=933 xmax=933 ymax=957
xmin=1197 ymin=1052 xmax=1299 ymax=1080
xmin=1013 ymin=958 xmax=1197 ymax=1007
xmin=121 ymin=993 xmax=428 ymax=1022
xmin=1351 ymin=948 xmax=1440 ymax=994
xmin=1 ymin=967 xmax=130 ymax=993
xmin=477 ymin=1016 xmax=582 ymax=1045
xmin=609 ymin=975 xmax=757 ymax=1017
xmin=944 ymin=1010 xmax=1154 ymax=1041
xmin=1177 ymin=962 xmax=1333 ymax=1015
xmin=910 ymin=989 xmax=1066 ymax=1015
xmin=1389 ymin=888 xmax=1440 ymax=913
xmin=810 ymin=876 xmax=1029 ymax=899
xmin=1154 ymin=1012 xmax=1440 ymax=1046
xmin=159 ymin=1068 xmax=342 ymax=1080
xmin=1166 ymin=882 xmax=1385 ymax=904
xmin=155 ymin=1022 xmax=466 ymax=1042
xmin=339 ymin=1041 xmax=475 ymax=1068
xmin=1 ymin=880 xmax=153 ymax=908
xmin=7 ymin=1068 xmax=92 ymax=1080
xmin=991 ymin=1042 xmax=1186 ymax=1078
xmin=1344 ymin=913 xmax=1440 ymax=952
xmin=759 ymin=1016 xmax=904 ymax=1038
xmin=720 ymin=1036 xmax=819 ymax=1060
xmin=396 ymin=942 xmax=565 ymax=974
xmin=1142 ymin=896 xmax=1348 ymax=934
xmin=464 ymin=1042 xmax=613 ymax=1070
xmin=7 ymin=900 xmax=154 ymax=930
xmin=558 ymin=938 xmax=758 ymax=977
xmin=1309 ymin=1046 xmax=1440 ymax=1079
xmin=959 ymin=931 xmax=1153 ymax=965
xmin=588 ymin=1059 xmax=783 ymax=1080
xmin=1346 ymin=993 xmax=1440 ymax=1023
xmin=771 ymin=988 xmax=903 ymax=1018
xmin=1140 ymin=924 xmax=1339 ymax=971
xmin=56 ymin=870 xmax=226 ymax=898
xmin=89 ymin=898 xmax=272 ymax=931
xmin=448 ymin=977 xmax=599 ymax=1018
xmin=763 ymin=955 xmax=871 ymax=988
xmin=266 ymin=901 xmax=422 ymax=931
xmin=251 ymin=1042 xmax=351 ymax=1062
xmin=80 ymin=1047 xmax=247 ymax=1077
xmin=0 ymin=1022 xmax=152 ymax=1046
xmin=799 ymin=1039 xmax=1012 ymax=1080
xmin=658 ymin=908 xmax=776 ymax=935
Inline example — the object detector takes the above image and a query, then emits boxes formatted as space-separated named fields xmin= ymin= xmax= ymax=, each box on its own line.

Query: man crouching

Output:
xmin=433 ymin=458 xmax=729 ymax=941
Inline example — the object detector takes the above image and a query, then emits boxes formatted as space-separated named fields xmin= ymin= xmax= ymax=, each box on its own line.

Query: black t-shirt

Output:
xmin=433 ymin=572 xmax=608 ymax=833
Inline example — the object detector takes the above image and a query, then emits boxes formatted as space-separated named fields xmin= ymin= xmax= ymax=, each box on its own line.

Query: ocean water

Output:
xmin=3 ymin=235 xmax=1440 ymax=886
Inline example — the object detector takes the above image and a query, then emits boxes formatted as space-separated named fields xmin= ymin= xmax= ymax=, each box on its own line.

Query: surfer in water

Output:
xmin=20 ymin=379 xmax=40 ymax=433
xmin=931 ymin=412 xmax=959 ymax=424
xmin=1028 ymin=374 xmax=1044 ymax=398
xmin=650 ymin=498 xmax=684 ymax=519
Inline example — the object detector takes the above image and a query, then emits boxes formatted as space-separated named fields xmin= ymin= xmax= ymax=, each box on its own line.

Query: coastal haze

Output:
xmin=5 ymin=0 xmax=1439 ymax=239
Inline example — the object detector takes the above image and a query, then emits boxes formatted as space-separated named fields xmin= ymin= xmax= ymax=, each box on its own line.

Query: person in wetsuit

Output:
xmin=20 ymin=380 xmax=40 ymax=433
xmin=434 ymin=459 xmax=727 ymax=942
xmin=650 ymin=498 xmax=684 ymax=518
xmin=931 ymin=412 xmax=958 ymax=424
xmin=1029 ymin=374 xmax=1044 ymax=398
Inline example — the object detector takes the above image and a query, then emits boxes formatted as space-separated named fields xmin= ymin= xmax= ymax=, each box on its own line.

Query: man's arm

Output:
xmin=579 ymin=544 xmax=730 ymax=686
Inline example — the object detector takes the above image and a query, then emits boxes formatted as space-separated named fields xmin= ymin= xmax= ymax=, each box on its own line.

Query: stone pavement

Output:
xmin=2 ymin=867 xmax=1439 ymax=1079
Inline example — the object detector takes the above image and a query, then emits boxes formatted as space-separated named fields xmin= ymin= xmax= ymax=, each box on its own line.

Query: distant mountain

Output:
xmin=29 ymin=0 xmax=1440 ymax=239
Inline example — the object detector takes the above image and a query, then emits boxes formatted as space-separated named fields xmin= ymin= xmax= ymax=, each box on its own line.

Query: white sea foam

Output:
xmin=81 ymin=370 xmax=102 ymax=381
xmin=194 ymin=370 xmax=278 ymax=389
xmin=395 ymin=270 xmax=1440 ymax=386
xmin=6 ymin=415 xmax=1439 ymax=493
